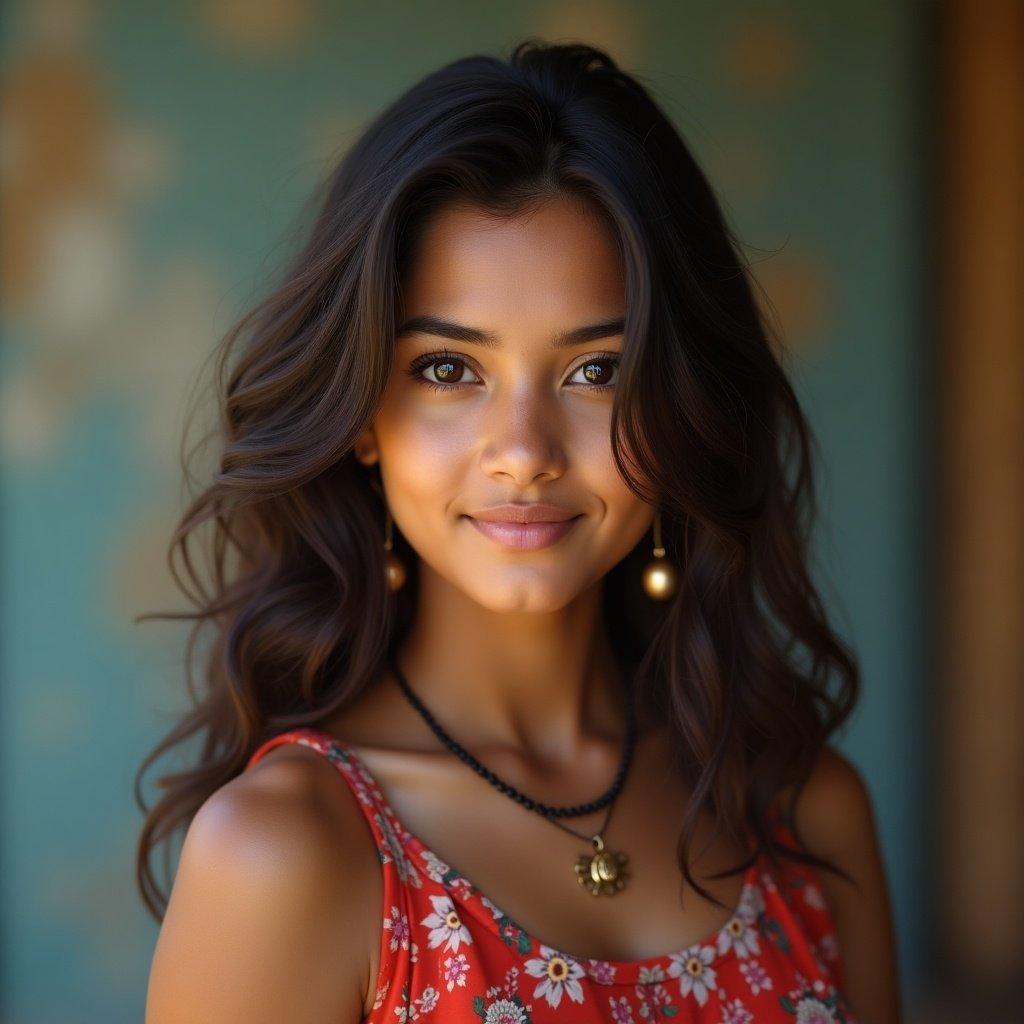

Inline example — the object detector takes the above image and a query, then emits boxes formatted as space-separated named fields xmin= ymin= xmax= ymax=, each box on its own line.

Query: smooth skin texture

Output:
xmin=145 ymin=196 xmax=902 ymax=1023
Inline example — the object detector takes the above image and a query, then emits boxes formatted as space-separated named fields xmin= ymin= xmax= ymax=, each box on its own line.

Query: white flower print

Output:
xmin=716 ymin=911 xmax=761 ymax=958
xmin=442 ymin=952 xmax=470 ymax=991
xmin=383 ymin=906 xmax=410 ymax=952
xmin=794 ymin=996 xmax=837 ymax=1023
xmin=745 ymin=880 xmax=766 ymax=917
xmin=803 ymin=881 xmax=827 ymax=911
xmin=450 ymin=875 xmax=475 ymax=901
xmin=350 ymin=776 xmax=376 ymax=809
xmin=414 ymin=985 xmax=439 ymax=1014
xmin=586 ymin=958 xmax=617 ymax=985
xmin=667 ymin=944 xmax=718 ymax=1005
xmin=500 ymin=964 xmax=521 ymax=999
xmin=334 ymin=755 xmax=378 ymax=809
xmin=350 ymin=759 xmax=377 ymax=793
xmin=479 ymin=893 xmax=508 ymax=920
xmin=523 ymin=944 xmax=586 ymax=1008
xmin=482 ymin=997 xmax=530 ymax=1024
xmin=372 ymin=978 xmax=390 ymax=1011
xmin=395 ymin=998 xmax=427 ymax=1024
xmin=738 ymin=958 xmax=772 ymax=995
xmin=609 ymin=993 xmax=635 ymax=1022
xmin=637 ymin=964 xmax=666 ymax=985
xmin=394 ymin=983 xmax=438 ymax=1022
xmin=410 ymin=939 xmax=419 ymax=965
xmin=635 ymin=982 xmax=673 ymax=1019
xmin=420 ymin=849 xmax=451 ymax=883
xmin=421 ymin=894 xmax=473 ymax=953
xmin=720 ymin=997 xmax=754 ymax=1024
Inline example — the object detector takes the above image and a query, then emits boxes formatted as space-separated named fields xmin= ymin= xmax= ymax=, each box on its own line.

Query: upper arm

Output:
xmin=790 ymin=746 xmax=905 ymax=1024
xmin=145 ymin=757 xmax=379 ymax=1024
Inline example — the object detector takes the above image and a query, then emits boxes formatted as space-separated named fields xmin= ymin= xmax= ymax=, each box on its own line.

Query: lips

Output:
xmin=467 ymin=503 xmax=579 ymax=523
xmin=464 ymin=514 xmax=583 ymax=551
xmin=462 ymin=502 xmax=583 ymax=551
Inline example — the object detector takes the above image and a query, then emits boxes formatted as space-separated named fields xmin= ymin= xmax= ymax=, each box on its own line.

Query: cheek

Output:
xmin=570 ymin=415 xmax=634 ymax=504
xmin=373 ymin=390 xmax=473 ymax=503
xmin=567 ymin=419 xmax=656 ymax=557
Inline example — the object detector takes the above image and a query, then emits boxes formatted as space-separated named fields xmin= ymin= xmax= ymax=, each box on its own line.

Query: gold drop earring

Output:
xmin=641 ymin=508 xmax=678 ymax=600
xmin=383 ymin=504 xmax=407 ymax=592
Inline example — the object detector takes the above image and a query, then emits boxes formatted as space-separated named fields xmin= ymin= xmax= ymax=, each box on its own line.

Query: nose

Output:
xmin=477 ymin=383 xmax=568 ymax=486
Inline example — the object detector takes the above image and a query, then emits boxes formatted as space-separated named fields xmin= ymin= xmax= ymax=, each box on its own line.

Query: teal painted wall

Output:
xmin=0 ymin=2 xmax=928 ymax=1020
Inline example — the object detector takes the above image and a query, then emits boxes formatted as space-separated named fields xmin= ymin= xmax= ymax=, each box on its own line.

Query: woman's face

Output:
xmin=355 ymin=194 xmax=656 ymax=613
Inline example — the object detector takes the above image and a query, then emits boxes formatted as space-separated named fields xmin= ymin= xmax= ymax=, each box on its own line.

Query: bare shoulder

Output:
xmin=783 ymin=744 xmax=877 ymax=861
xmin=145 ymin=744 xmax=382 ymax=1024
xmin=781 ymin=744 xmax=904 ymax=1024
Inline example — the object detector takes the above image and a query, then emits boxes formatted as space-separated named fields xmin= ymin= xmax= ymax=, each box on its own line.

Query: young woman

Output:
xmin=139 ymin=40 xmax=902 ymax=1024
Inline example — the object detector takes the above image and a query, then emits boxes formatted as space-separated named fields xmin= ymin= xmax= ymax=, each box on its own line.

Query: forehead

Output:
xmin=400 ymin=196 xmax=626 ymax=321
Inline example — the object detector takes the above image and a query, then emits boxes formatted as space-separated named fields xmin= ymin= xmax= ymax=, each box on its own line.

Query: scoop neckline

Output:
xmin=295 ymin=725 xmax=768 ymax=986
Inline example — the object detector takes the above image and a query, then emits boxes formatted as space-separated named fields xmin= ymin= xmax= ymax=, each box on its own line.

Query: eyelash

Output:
xmin=405 ymin=348 xmax=622 ymax=394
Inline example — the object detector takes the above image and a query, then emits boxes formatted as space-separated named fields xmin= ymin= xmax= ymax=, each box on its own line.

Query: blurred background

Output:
xmin=1 ymin=1 xmax=1021 ymax=1021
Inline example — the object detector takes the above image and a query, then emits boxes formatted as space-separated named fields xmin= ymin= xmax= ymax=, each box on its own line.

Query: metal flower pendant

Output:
xmin=574 ymin=834 xmax=630 ymax=896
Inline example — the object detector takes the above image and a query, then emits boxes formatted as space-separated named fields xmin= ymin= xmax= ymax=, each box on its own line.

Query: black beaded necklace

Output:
xmin=386 ymin=649 xmax=636 ymax=896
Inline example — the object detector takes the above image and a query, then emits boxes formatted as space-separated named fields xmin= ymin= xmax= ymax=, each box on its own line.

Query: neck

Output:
xmin=391 ymin=563 xmax=636 ymax=766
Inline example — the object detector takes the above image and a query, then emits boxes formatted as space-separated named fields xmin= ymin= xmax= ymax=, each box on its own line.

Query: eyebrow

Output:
xmin=395 ymin=314 xmax=625 ymax=349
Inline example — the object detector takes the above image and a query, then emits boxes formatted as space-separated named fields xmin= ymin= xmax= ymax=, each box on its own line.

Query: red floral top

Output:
xmin=246 ymin=727 xmax=859 ymax=1024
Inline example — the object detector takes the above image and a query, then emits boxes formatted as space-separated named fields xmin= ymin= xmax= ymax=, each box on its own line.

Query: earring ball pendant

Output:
xmin=642 ymin=551 xmax=678 ymax=600
xmin=385 ymin=551 xmax=406 ymax=591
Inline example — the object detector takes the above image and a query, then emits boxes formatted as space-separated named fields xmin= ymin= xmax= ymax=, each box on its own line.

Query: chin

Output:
xmin=464 ymin=574 xmax=581 ymax=614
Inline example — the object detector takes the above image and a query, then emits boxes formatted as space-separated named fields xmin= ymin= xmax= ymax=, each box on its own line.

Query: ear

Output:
xmin=353 ymin=427 xmax=379 ymax=467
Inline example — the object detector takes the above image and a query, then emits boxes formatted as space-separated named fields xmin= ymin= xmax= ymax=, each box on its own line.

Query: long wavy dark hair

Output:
xmin=134 ymin=38 xmax=859 ymax=924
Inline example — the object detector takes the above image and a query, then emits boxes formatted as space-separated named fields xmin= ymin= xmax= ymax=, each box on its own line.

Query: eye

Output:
xmin=406 ymin=349 xmax=482 ymax=392
xmin=405 ymin=350 xmax=622 ymax=394
xmin=568 ymin=354 xmax=621 ymax=391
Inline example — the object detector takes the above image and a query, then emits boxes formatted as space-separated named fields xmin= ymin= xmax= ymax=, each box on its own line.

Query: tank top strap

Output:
xmin=245 ymin=726 xmax=426 ymax=892
xmin=759 ymin=788 xmax=850 ymax=997
xmin=247 ymin=727 xmax=434 ymax=1019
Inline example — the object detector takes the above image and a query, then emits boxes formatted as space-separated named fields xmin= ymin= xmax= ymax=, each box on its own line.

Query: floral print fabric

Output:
xmin=246 ymin=727 xmax=859 ymax=1023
